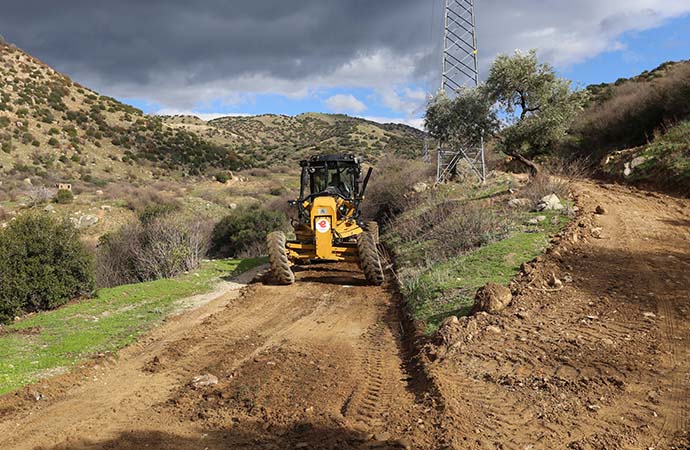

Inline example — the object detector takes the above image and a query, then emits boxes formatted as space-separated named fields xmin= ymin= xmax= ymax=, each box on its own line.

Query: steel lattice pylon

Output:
xmin=436 ymin=0 xmax=486 ymax=184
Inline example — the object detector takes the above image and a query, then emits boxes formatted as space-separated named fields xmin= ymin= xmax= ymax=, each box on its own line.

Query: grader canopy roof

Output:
xmin=298 ymin=154 xmax=365 ymax=201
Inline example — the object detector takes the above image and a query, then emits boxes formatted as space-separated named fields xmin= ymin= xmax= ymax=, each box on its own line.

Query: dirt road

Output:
xmin=0 ymin=180 xmax=689 ymax=449
xmin=0 ymin=263 xmax=442 ymax=449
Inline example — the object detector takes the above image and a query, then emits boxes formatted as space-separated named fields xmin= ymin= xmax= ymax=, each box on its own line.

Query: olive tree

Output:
xmin=425 ymin=87 xmax=498 ymax=176
xmin=484 ymin=50 xmax=587 ymax=174
xmin=426 ymin=88 xmax=499 ymax=148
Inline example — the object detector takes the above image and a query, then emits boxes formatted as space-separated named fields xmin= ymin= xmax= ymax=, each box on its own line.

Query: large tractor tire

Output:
xmin=357 ymin=231 xmax=385 ymax=286
xmin=266 ymin=231 xmax=295 ymax=285
xmin=364 ymin=221 xmax=379 ymax=244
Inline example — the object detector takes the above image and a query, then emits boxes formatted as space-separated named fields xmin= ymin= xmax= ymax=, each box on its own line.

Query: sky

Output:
xmin=1 ymin=1 xmax=689 ymax=129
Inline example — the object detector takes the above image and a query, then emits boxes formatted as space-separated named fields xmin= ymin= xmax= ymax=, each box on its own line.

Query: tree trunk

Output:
xmin=506 ymin=149 xmax=541 ymax=178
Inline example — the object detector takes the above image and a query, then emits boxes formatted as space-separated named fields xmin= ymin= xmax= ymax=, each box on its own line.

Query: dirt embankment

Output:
xmin=429 ymin=181 xmax=690 ymax=449
xmin=0 ymin=180 xmax=689 ymax=449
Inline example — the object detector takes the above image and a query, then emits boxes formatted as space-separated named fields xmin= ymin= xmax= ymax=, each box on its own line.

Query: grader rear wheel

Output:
xmin=266 ymin=231 xmax=295 ymax=285
xmin=357 ymin=231 xmax=384 ymax=286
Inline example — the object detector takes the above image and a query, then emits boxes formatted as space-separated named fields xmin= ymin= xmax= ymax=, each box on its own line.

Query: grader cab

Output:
xmin=266 ymin=154 xmax=384 ymax=285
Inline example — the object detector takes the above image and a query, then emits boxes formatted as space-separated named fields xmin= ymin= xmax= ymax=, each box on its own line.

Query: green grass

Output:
xmin=400 ymin=211 xmax=569 ymax=334
xmin=0 ymin=257 xmax=265 ymax=395
xmin=605 ymin=120 xmax=690 ymax=193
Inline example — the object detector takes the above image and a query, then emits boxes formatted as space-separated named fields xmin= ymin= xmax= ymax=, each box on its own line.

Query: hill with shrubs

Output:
xmin=160 ymin=113 xmax=425 ymax=166
xmin=567 ymin=60 xmax=690 ymax=194
xmin=0 ymin=41 xmax=245 ymax=199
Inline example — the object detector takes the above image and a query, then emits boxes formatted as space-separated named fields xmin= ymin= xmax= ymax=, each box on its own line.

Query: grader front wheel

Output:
xmin=364 ymin=221 xmax=379 ymax=244
xmin=266 ymin=231 xmax=295 ymax=285
xmin=357 ymin=231 xmax=385 ymax=286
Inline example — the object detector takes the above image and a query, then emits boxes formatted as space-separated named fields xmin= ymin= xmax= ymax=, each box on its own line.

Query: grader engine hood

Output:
xmin=311 ymin=197 xmax=337 ymax=259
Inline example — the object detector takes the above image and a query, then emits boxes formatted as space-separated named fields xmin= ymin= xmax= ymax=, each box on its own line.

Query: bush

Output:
xmin=55 ymin=188 xmax=74 ymax=204
xmin=520 ymin=171 xmax=571 ymax=208
xmin=214 ymin=171 xmax=230 ymax=183
xmin=0 ymin=214 xmax=95 ymax=323
xmin=362 ymin=158 xmax=434 ymax=222
xmin=24 ymin=185 xmax=54 ymax=206
xmin=137 ymin=202 xmax=179 ymax=224
xmin=268 ymin=183 xmax=286 ymax=196
xmin=385 ymin=193 xmax=513 ymax=266
xmin=570 ymin=62 xmax=690 ymax=159
xmin=96 ymin=214 xmax=211 ymax=288
xmin=103 ymin=183 xmax=180 ymax=213
xmin=210 ymin=206 xmax=287 ymax=258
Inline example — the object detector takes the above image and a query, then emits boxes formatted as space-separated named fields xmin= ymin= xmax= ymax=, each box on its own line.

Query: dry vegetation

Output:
xmin=570 ymin=60 xmax=690 ymax=160
xmin=96 ymin=215 xmax=212 ymax=288
xmin=366 ymin=159 xmax=574 ymax=332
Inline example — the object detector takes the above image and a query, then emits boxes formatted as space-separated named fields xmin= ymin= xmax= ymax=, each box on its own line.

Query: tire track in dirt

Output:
xmin=0 ymin=264 xmax=443 ymax=450
xmin=343 ymin=324 xmax=393 ymax=429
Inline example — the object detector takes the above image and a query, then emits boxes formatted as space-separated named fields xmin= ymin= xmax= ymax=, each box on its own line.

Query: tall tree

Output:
xmin=484 ymin=50 xmax=587 ymax=175
xmin=426 ymin=87 xmax=499 ymax=148
xmin=425 ymin=87 xmax=499 ymax=176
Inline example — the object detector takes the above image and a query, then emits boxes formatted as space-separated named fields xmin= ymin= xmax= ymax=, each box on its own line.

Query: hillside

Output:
xmin=568 ymin=60 xmax=690 ymax=194
xmin=161 ymin=113 xmax=425 ymax=166
xmin=0 ymin=42 xmax=247 ymax=198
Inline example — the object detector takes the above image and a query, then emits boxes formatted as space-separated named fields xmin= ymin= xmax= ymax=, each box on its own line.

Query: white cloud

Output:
xmin=88 ymin=48 xmax=423 ymax=112
xmin=475 ymin=1 xmax=690 ymax=70
xmin=324 ymin=94 xmax=367 ymax=113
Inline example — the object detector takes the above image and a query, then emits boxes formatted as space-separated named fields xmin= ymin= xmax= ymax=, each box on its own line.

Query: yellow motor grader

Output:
xmin=266 ymin=154 xmax=384 ymax=285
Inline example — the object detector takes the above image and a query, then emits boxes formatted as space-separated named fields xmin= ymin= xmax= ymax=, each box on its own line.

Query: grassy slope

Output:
xmin=403 ymin=211 xmax=567 ymax=333
xmin=0 ymin=258 xmax=264 ymax=395
xmin=603 ymin=120 xmax=690 ymax=194
xmin=387 ymin=177 xmax=570 ymax=334
xmin=575 ymin=59 xmax=690 ymax=194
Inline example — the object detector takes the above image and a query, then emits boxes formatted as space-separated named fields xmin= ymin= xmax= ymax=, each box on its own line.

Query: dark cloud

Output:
xmin=1 ymin=1 xmax=430 ymax=86
xmin=2 ymin=1 xmax=687 ymax=111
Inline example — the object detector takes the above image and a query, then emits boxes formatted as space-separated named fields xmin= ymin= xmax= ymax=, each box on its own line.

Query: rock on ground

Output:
xmin=474 ymin=283 xmax=512 ymax=314
xmin=190 ymin=374 xmax=218 ymax=388
xmin=412 ymin=182 xmax=429 ymax=194
xmin=537 ymin=194 xmax=564 ymax=211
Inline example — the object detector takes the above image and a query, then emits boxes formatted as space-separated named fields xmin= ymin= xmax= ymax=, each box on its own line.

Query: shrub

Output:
xmin=214 ymin=171 xmax=230 ymax=183
xmin=24 ymin=185 xmax=54 ymax=206
xmin=570 ymin=61 xmax=690 ymax=159
xmin=362 ymin=157 xmax=434 ymax=222
xmin=210 ymin=206 xmax=287 ymax=257
xmin=520 ymin=171 xmax=571 ymax=208
xmin=268 ymin=183 xmax=286 ymax=196
xmin=96 ymin=215 xmax=211 ymax=288
xmin=103 ymin=184 xmax=179 ymax=213
xmin=48 ymin=137 xmax=59 ymax=146
xmin=55 ymin=188 xmax=74 ymax=204
xmin=137 ymin=202 xmax=179 ymax=224
xmin=0 ymin=214 xmax=95 ymax=323
xmin=385 ymin=193 xmax=513 ymax=266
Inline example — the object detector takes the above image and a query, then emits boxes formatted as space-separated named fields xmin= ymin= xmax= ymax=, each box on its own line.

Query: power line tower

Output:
xmin=436 ymin=0 xmax=486 ymax=184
